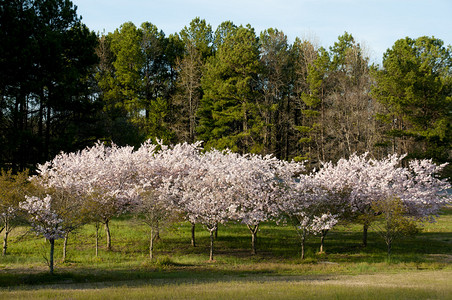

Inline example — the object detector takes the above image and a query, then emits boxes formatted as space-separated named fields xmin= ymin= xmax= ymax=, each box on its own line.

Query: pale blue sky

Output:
xmin=74 ymin=0 xmax=451 ymax=64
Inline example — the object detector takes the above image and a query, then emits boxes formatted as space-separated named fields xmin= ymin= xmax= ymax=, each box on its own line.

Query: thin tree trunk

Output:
xmin=95 ymin=222 xmax=99 ymax=257
xmin=2 ymin=225 xmax=9 ymax=256
xmin=387 ymin=241 xmax=392 ymax=261
xmin=105 ymin=219 xmax=111 ymax=251
xmin=155 ymin=227 xmax=160 ymax=241
xmin=150 ymin=228 xmax=154 ymax=260
xmin=301 ymin=235 xmax=306 ymax=260
xmin=38 ymin=89 xmax=44 ymax=161
xmin=209 ymin=226 xmax=216 ymax=261
xmin=284 ymin=95 xmax=290 ymax=160
xmin=319 ymin=229 xmax=328 ymax=253
xmin=319 ymin=235 xmax=324 ymax=253
xmin=49 ymin=238 xmax=55 ymax=275
xmin=362 ymin=223 xmax=369 ymax=247
xmin=243 ymin=103 xmax=249 ymax=150
xmin=189 ymin=88 xmax=194 ymax=143
xmin=62 ymin=232 xmax=69 ymax=262
xmin=12 ymin=93 xmax=19 ymax=171
xmin=191 ymin=223 xmax=196 ymax=247
xmin=247 ymin=224 xmax=259 ymax=255
xmin=45 ymin=101 xmax=51 ymax=162
xmin=15 ymin=92 xmax=27 ymax=170
xmin=320 ymin=89 xmax=325 ymax=162
xmin=214 ymin=226 xmax=218 ymax=239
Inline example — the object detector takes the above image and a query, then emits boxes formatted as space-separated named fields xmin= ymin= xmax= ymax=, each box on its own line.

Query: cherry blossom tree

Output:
xmin=161 ymin=148 xmax=239 ymax=261
xmin=314 ymin=153 xmax=451 ymax=248
xmin=20 ymin=195 xmax=66 ymax=274
xmin=134 ymin=191 xmax=177 ymax=260
xmin=27 ymin=170 xmax=86 ymax=264
xmin=34 ymin=143 xmax=104 ymax=255
xmin=311 ymin=153 xmax=378 ymax=249
xmin=27 ymin=137 xmax=450 ymax=265
xmin=395 ymin=159 xmax=451 ymax=221
xmin=31 ymin=157 xmax=85 ymax=261
xmin=35 ymin=142 xmax=140 ymax=252
xmin=369 ymin=159 xmax=450 ymax=258
xmin=279 ymin=175 xmax=339 ymax=259
xmin=133 ymin=141 xmax=200 ymax=258
xmin=88 ymin=143 xmax=140 ymax=251
xmin=232 ymin=154 xmax=303 ymax=254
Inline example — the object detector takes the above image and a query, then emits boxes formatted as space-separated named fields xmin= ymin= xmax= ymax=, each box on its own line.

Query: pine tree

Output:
xmin=198 ymin=24 xmax=261 ymax=153
xmin=297 ymin=47 xmax=330 ymax=165
xmin=371 ymin=36 xmax=452 ymax=171
xmin=172 ymin=18 xmax=213 ymax=142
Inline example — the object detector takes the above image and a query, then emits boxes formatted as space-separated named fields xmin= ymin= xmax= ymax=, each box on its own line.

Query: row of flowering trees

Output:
xmin=2 ymin=141 xmax=450 ymax=274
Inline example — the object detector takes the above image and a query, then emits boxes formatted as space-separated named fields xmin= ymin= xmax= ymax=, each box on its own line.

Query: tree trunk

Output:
xmin=14 ymin=91 xmax=27 ymax=170
xmin=2 ymin=227 xmax=9 ymax=256
xmin=155 ymin=227 xmax=160 ymax=241
xmin=387 ymin=241 xmax=392 ymax=261
xmin=44 ymin=100 xmax=51 ymax=162
xmin=49 ymin=238 xmax=55 ymax=275
xmin=301 ymin=235 xmax=306 ymax=260
xmin=62 ymin=232 xmax=69 ymax=262
xmin=319 ymin=229 xmax=328 ymax=253
xmin=214 ymin=226 xmax=218 ymax=239
xmin=284 ymin=94 xmax=290 ymax=160
xmin=209 ymin=226 xmax=217 ymax=261
xmin=191 ymin=223 xmax=196 ymax=247
xmin=362 ymin=223 xmax=369 ymax=247
xmin=38 ymin=89 xmax=44 ymax=161
xmin=95 ymin=222 xmax=99 ymax=257
xmin=105 ymin=219 xmax=111 ymax=251
xmin=150 ymin=228 xmax=154 ymax=260
xmin=243 ymin=103 xmax=249 ymax=150
xmin=149 ymin=226 xmax=160 ymax=260
xmin=247 ymin=224 xmax=259 ymax=255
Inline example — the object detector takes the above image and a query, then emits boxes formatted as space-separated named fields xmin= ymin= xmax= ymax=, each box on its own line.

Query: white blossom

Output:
xmin=20 ymin=195 xmax=65 ymax=240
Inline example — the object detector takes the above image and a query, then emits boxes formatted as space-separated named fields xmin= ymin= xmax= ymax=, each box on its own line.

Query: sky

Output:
xmin=74 ymin=0 xmax=452 ymax=64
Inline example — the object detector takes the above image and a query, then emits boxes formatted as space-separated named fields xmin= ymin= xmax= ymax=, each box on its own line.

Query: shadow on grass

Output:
xmin=0 ymin=264 xmax=338 ymax=291
xmin=438 ymin=206 xmax=452 ymax=216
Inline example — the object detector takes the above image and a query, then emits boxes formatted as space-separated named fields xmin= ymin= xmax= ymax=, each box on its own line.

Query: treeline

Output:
xmin=1 ymin=0 xmax=451 ymax=174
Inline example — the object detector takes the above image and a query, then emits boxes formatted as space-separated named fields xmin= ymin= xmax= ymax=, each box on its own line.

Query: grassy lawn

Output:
xmin=0 ymin=207 xmax=451 ymax=299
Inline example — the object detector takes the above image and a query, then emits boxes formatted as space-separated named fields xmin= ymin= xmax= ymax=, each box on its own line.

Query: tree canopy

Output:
xmin=0 ymin=1 xmax=450 ymax=179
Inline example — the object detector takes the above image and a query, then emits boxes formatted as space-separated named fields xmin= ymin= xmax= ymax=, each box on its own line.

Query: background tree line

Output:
xmin=1 ymin=0 xmax=451 ymax=177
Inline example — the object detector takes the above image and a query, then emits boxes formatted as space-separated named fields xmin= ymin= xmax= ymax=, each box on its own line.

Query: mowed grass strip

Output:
xmin=1 ymin=271 xmax=451 ymax=300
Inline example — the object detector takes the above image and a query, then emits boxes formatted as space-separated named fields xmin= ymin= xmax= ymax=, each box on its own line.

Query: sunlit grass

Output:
xmin=2 ymin=271 xmax=452 ymax=300
xmin=0 ymin=207 xmax=451 ymax=298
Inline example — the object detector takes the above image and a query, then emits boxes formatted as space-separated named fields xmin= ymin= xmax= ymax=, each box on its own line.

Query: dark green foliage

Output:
xmin=258 ymin=28 xmax=296 ymax=159
xmin=0 ymin=0 xmax=100 ymax=171
xmin=198 ymin=24 xmax=262 ymax=153
xmin=371 ymin=36 xmax=452 ymax=168
xmin=1 ymin=8 xmax=450 ymax=180
xmin=96 ymin=21 xmax=179 ymax=146
xmin=297 ymin=46 xmax=330 ymax=164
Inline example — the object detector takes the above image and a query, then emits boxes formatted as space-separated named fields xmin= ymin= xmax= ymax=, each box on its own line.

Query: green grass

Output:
xmin=1 ymin=271 xmax=451 ymax=299
xmin=0 ymin=207 xmax=451 ymax=299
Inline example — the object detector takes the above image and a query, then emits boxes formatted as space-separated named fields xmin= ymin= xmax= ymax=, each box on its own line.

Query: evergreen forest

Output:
xmin=1 ymin=0 xmax=451 ymax=177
